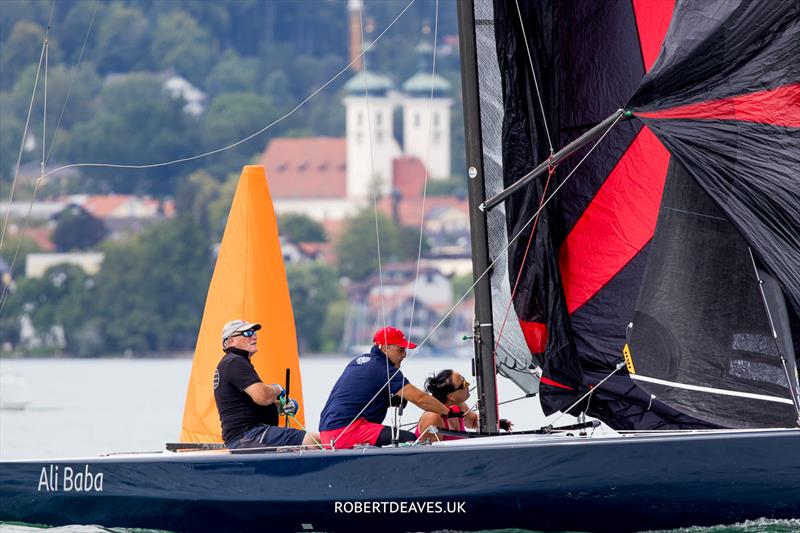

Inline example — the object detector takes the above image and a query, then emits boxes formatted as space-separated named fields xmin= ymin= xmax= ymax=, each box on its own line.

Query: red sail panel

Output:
xmin=632 ymin=0 xmax=676 ymax=72
xmin=636 ymin=84 xmax=800 ymax=128
xmin=559 ymin=126 xmax=670 ymax=315
xmin=519 ymin=320 xmax=548 ymax=353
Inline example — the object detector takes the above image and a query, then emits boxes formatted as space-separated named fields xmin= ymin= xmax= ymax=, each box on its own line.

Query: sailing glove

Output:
xmin=499 ymin=418 xmax=513 ymax=431
xmin=280 ymin=398 xmax=299 ymax=416
xmin=272 ymin=384 xmax=286 ymax=402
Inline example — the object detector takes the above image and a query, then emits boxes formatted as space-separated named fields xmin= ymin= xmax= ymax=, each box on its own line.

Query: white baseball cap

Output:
xmin=221 ymin=319 xmax=262 ymax=342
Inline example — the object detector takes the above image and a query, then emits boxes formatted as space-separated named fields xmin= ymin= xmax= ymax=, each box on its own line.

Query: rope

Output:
xmin=514 ymin=0 xmax=554 ymax=155
xmin=330 ymin=112 xmax=625 ymax=435
xmin=285 ymin=413 xmax=325 ymax=450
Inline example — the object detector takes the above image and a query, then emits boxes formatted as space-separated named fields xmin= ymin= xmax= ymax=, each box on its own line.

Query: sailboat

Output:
xmin=1 ymin=0 xmax=799 ymax=532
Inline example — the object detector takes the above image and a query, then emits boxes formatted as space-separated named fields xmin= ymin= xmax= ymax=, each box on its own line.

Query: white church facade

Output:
xmin=262 ymin=64 xmax=453 ymax=223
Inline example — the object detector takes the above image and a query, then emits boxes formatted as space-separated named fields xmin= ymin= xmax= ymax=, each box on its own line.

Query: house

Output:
xmin=342 ymin=262 xmax=460 ymax=352
xmin=25 ymin=252 xmax=104 ymax=278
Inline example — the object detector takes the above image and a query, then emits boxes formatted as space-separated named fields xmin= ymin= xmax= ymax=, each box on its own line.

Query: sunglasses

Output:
xmin=230 ymin=329 xmax=257 ymax=338
xmin=454 ymin=379 xmax=470 ymax=391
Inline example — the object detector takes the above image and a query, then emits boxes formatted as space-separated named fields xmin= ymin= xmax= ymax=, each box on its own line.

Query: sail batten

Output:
xmin=630 ymin=375 xmax=795 ymax=406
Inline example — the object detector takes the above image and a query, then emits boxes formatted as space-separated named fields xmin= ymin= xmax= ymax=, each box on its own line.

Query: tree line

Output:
xmin=0 ymin=0 xmax=464 ymax=196
xmin=0 ymin=0 xmax=462 ymax=356
xmin=0 ymin=170 xmax=430 ymax=356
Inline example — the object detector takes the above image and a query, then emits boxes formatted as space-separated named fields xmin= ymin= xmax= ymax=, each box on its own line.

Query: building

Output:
xmin=25 ymin=252 xmax=104 ymax=278
xmin=260 ymin=39 xmax=454 ymax=224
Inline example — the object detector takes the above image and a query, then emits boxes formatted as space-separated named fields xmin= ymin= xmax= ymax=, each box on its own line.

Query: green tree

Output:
xmin=0 ymin=233 xmax=42 ymax=271
xmin=335 ymin=209 xmax=429 ymax=282
xmin=426 ymin=176 xmax=467 ymax=197
xmin=278 ymin=213 xmax=326 ymax=243
xmin=51 ymin=206 xmax=108 ymax=252
xmin=201 ymin=91 xmax=277 ymax=176
xmin=92 ymin=216 xmax=212 ymax=354
xmin=0 ymin=21 xmax=61 ymax=90
xmin=150 ymin=10 xmax=217 ymax=86
xmin=4 ymin=264 xmax=95 ymax=355
xmin=205 ymin=50 xmax=259 ymax=100
xmin=320 ymin=299 xmax=347 ymax=353
xmin=63 ymin=73 xmax=199 ymax=194
xmin=286 ymin=262 xmax=341 ymax=352
xmin=93 ymin=3 xmax=150 ymax=74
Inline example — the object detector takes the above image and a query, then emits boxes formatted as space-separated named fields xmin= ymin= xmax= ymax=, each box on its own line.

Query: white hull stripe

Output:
xmin=630 ymin=374 xmax=794 ymax=405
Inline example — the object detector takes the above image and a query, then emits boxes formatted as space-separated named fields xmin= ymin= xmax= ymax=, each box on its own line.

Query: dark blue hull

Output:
xmin=2 ymin=429 xmax=798 ymax=532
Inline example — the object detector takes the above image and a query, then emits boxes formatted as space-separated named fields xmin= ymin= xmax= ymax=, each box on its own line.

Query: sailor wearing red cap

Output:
xmin=319 ymin=326 xmax=452 ymax=449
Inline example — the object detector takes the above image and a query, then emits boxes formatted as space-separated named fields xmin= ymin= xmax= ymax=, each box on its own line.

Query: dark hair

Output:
xmin=424 ymin=369 xmax=455 ymax=404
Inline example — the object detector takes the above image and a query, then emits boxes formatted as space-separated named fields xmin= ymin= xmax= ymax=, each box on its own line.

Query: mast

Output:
xmin=457 ymin=0 xmax=499 ymax=432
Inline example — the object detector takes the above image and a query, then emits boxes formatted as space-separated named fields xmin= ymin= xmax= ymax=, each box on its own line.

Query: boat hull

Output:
xmin=2 ymin=429 xmax=798 ymax=532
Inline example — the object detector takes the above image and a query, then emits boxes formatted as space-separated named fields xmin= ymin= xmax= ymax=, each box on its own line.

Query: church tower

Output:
xmin=401 ymin=43 xmax=453 ymax=179
xmin=343 ymin=72 xmax=402 ymax=199
xmin=347 ymin=0 xmax=364 ymax=72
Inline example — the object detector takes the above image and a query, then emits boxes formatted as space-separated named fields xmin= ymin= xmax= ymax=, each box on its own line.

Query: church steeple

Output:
xmin=348 ymin=0 xmax=364 ymax=72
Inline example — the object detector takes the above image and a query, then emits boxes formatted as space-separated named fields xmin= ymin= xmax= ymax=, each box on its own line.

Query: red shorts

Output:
xmin=320 ymin=418 xmax=384 ymax=449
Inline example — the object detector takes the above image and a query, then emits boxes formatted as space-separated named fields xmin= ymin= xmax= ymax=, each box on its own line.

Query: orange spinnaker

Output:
xmin=180 ymin=165 xmax=304 ymax=442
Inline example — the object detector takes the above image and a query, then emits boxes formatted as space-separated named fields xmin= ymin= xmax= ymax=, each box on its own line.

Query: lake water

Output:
xmin=1 ymin=358 xmax=798 ymax=533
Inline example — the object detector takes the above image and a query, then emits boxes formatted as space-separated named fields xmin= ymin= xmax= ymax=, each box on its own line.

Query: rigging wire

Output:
xmin=44 ymin=0 xmax=99 ymax=167
xmin=0 ymin=0 xmax=417 ymax=317
xmin=0 ymin=39 xmax=47 ymax=255
xmin=513 ymin=0 xmax=554 ymax=155
xmin=332 ymin=112 xmax=625 ymax=443
xmin=356 ymin=3 xmax=392 ymax=444
xmin=398 ymin=0 xmax=440 ymax=443
xmin=492 ymin=158 xmax=555 ymax=364
xmin=0 ymin=2 xmax=56 ymax=317
xmin=405 ymin=0 xmax=440 ymax=345
xmin=549 ymin=362 xmax=625 ymax=426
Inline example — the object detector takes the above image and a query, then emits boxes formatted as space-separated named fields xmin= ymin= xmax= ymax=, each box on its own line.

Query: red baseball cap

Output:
xmin=372 ymin=326 xmax=417 ymax=349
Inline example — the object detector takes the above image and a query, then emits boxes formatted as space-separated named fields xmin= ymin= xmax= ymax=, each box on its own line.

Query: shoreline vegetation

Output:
xmin=0 ymin=1 xmax=467 ymax=361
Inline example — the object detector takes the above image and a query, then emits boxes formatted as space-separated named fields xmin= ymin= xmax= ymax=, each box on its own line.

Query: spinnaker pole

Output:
xmin=481 ymin=108 xmax=627 ymax=211
xmin=457 ymin=0 xmax=499 ymax=432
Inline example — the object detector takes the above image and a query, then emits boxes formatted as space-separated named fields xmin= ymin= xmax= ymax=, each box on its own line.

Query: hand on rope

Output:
xmin=272 ymin=384 xmax=286 ymax=402
xmin=279 ymin=398 xmax=299 ymax=417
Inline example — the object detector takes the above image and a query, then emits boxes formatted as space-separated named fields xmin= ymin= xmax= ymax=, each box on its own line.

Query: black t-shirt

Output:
xmin=213 ymin=350 xmax=279 ymax=444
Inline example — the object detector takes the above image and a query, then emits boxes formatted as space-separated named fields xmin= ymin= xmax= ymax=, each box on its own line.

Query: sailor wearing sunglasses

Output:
xmin=213 ymin=319 xmax=320 ymax=449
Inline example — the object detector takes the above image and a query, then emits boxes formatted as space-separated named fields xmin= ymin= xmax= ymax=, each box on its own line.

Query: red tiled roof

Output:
xmin=23 ymin=227 xmax=55 ymax=252
xmin=82 ymin=195 xmax=130 ymax=218
xmin=376 ymin=195 xmax=469 ymax=228
xmin=260 ymin=137 xmax=347 ymax=199
xmin=392 ymin=156 xmax=427 ymax=198
xmin=80 ymin=195 xmax=170 ymax=218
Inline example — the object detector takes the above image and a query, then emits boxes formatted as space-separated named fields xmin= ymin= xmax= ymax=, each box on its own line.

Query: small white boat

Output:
xmin=0 ymin=373 xmax=31 ymax=410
